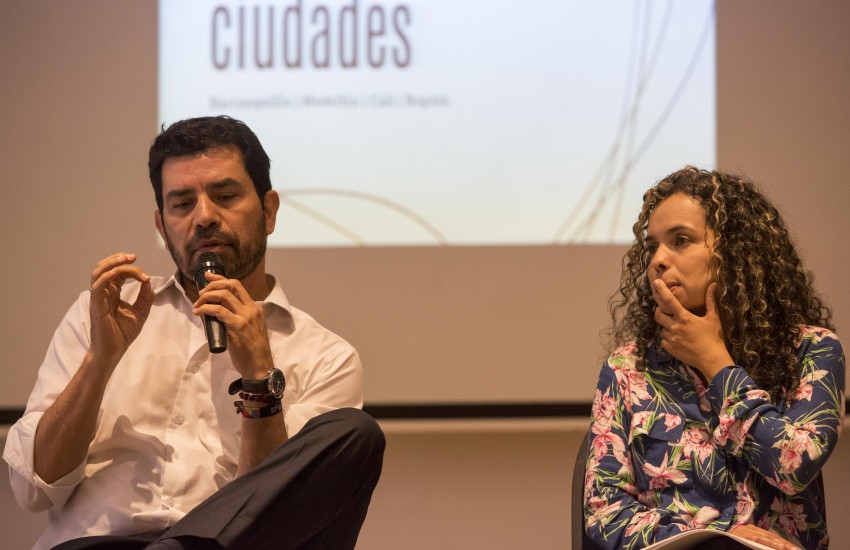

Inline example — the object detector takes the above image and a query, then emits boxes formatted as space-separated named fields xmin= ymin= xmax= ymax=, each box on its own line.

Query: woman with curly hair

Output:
xmin=584 ymin=166 xmax=844 ymax=550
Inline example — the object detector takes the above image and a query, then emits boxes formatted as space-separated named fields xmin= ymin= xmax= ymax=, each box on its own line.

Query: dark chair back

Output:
xmin=572 ymin=429 xmax=604 ymax=550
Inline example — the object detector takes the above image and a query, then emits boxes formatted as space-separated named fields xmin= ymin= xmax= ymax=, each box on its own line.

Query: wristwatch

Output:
xmin=228 ymin=367 xmax=285 ymax=398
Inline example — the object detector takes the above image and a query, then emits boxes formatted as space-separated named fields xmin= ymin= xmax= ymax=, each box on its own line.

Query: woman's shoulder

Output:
xmin=798 ymin=325 xmax=840 ymax=346
xmin=605 ymin=341 xmax=642 ymax=371
xmin=608 ymin=341 xmax=640 ymax=360
xmin=797 ymin=326 xmax=843 ymax=360
xmin=606 ymin=341 xmax=667 ymax=371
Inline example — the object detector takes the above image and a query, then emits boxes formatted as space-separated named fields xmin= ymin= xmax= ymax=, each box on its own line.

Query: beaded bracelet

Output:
xmin=239 ymin=391 xmax=279 ymax=404
xmin=234 ymin=399 xmax=282 ymax=419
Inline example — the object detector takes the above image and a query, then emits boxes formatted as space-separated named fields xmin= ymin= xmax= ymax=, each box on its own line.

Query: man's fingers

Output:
xmin=198 ymin=275 xmax=249 ymax=302
xmin=194 ymin=287 xmax=240 ymax=311
xmin=131 ymin=277 xmax=156 ymax=316
xmin=90 ymin=265 xmax=150 ymax=293
xmin=92 ymin=251 xmax=136 ymax=270
xmin=90 ymin=252 xmax=147 ymax=293
xmin=91 ymin=252 xmax=137 ymax=280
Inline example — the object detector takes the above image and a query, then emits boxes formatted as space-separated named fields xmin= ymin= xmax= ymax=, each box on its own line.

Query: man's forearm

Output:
xmin=33 ymin=350 xmax=114 ymax=484
xmin=236 ymin=413 xmax=288 ymax=477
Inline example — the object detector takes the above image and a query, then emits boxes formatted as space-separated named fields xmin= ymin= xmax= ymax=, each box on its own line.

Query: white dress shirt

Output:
xmin=3 ymin=274 xmax=363 ymax=549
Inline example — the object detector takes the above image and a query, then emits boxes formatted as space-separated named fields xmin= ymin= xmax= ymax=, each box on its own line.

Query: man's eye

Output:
xmin=675 ymin=235 xmax=689 ymax=246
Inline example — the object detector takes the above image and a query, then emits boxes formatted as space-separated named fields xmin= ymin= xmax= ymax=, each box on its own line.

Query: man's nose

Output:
xmin=194 ymin=195 xmax=220 ymax=229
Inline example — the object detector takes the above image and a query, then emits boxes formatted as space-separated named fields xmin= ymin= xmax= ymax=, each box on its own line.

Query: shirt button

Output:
xmin=175 ymin=414 xmax=185 ymax=425
xmin=166 ymin=498 xmax=175 ymax=507
xmin=173 ymin=451 xmax=181 ymax=460
xmin=191 ymin=363 xmax=200 ymax=373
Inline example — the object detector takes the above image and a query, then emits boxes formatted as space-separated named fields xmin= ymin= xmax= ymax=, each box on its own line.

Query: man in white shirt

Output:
xmin=3 ymin=116 xmax=384 ymax=549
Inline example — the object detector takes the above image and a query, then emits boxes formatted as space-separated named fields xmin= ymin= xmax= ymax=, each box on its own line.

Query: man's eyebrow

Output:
xmin=165 ymin=179 xmax=241 ymax=200
xmin=165 ymin=188 xmax=193 ymax=201
xmin=208 ymin=178 xmax=241 ymax=190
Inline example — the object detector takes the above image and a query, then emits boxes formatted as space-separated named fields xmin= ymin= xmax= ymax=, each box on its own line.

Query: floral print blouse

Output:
xmin=584 ymin=326 xmax=845 ymax=549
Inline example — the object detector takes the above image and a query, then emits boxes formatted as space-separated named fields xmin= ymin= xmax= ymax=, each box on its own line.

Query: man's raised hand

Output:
xmin=89 ymin=252 xmax=154 ymax=367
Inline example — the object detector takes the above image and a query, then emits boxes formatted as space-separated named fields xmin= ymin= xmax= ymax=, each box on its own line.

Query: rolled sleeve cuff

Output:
xmin=4 ymin=412 xmax=86 ymax=511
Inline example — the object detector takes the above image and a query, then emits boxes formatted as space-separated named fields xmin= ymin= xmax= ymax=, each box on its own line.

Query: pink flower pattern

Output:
xmin=583 ymin=326 xmax=843 ymax=549
xmin=672 ymin=499 xmax=720 ymax=530
xmin=679 ymin=425 xmax=713 ymax=464
xmin=642 ymin=451 xmax=688 ymax=490
xmin=772 ymin=497 xmax=808 ymax=538
xmin=734 ymin=479 xmax=755 ymax=525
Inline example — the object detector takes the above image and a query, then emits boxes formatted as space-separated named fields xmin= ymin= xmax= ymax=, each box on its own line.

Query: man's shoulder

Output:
xmin=264 ymin=302 xmax=359 ymax=368
xmin=287 ymin=305 xmax=355 ymax=347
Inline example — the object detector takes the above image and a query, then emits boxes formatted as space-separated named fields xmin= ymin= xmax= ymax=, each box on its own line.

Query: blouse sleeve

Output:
xmin=705 ymin=328 xmax=845 ymax=495
xmin=585 ymin=353 xmax=697 ymax=548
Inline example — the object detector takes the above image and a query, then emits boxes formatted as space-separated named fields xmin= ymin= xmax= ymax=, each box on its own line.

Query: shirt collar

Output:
xmin=153 ymin=271 xmax=293 ymax=316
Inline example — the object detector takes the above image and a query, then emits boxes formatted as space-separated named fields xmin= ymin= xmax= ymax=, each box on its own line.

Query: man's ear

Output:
xmin=154 ymin=210 xmax=166 ymax=241
xmin=263 ymin=190 xmax=280 ymax=235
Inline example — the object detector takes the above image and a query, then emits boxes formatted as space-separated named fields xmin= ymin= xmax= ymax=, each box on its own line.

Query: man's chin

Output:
xmin=190 ymin=245 xmax=231 ymax=264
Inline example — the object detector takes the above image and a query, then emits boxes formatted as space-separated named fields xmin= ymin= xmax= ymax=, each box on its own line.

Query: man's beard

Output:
xmin=162 ymin=214 xmax=268 ymax=290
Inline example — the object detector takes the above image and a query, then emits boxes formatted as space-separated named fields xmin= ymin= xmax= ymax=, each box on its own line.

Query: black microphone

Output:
xmin=193 ymin=251 xmax=227 ymax=353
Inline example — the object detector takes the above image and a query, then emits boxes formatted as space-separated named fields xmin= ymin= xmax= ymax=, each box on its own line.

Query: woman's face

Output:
xmin=645 ymin=193 xmax=717 ymax=315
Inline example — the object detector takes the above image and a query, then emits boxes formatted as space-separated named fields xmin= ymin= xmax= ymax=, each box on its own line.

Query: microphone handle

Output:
xmin=196 ymin=265 xmax=228 ymax=353
xmin=203 ymin=311 xmax=227 ymax=353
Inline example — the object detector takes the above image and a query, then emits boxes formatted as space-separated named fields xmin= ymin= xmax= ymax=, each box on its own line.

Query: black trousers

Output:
xmin=53 ymin=408 xmax=385 ymax=550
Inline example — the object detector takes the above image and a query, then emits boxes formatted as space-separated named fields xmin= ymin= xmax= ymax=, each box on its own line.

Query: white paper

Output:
xmin=643 ymin=530 xmax=775 ymax=550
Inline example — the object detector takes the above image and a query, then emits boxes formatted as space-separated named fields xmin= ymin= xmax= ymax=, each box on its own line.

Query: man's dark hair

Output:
xmin=148 ymin=115 xmax=272 ymax=212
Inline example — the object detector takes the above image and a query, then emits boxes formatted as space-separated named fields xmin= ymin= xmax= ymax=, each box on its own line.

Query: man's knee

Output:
xmin=322 ymin=408 xmax=386 ymax=461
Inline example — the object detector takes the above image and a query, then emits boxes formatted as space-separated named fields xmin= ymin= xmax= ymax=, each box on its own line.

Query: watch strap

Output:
xmin=228 ymin=368 xmax=285 ymax=398
xmin=240 ymin=378 xmax=270 ymax=394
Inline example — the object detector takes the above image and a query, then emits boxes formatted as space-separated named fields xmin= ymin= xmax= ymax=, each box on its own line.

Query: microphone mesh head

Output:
xmin=193 ymin=251 xmax=226 ymax=286
xmin=196 ymin=251 xmax=224 ymax=271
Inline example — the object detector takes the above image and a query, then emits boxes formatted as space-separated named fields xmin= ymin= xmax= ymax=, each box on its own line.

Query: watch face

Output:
xmin=269 ymin=368 xmax=285 ymax=398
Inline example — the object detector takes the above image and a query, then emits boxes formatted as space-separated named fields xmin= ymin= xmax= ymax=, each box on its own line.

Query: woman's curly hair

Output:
xmin=608 ymin=166 xmax=833 ymax=402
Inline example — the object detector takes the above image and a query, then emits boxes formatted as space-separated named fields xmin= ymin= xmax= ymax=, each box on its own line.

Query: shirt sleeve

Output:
xmin=584 ymin=355 xmax=694 ymax=548
xmin=2 ymin=292 xmax=92 ymax=511
xmin=284 ymin=345 xmax=363 ymax=436
xmin=706 ymin=329 xmax=845 ymax=495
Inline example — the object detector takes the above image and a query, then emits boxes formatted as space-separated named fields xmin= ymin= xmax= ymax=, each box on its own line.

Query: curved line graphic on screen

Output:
xmin=280 ymin=188 xmax=448 ymax=246
xmin=553 ymin=1 xmax=715 ymax=244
